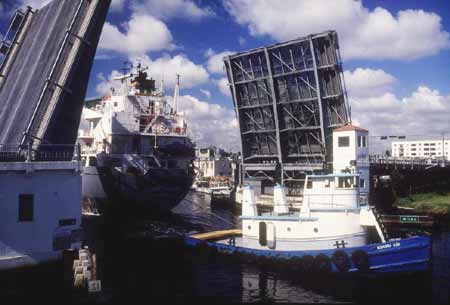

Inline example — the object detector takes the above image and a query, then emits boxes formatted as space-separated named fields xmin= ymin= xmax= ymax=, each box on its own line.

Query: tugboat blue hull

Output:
xmin=185 ymin=235 xmax=430 ymax=274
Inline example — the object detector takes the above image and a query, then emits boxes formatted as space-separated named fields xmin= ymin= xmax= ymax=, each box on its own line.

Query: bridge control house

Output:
xmin=332 ymin=125 xmax=370 ymax=205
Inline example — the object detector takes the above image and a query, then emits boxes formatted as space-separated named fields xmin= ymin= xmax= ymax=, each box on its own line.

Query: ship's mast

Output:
xmin=173 ymin=74 xmax=180 ymax=114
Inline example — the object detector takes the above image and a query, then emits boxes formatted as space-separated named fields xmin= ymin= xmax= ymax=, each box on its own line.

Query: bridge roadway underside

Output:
xmin=0 ymin=0 xmax=110 ymax=148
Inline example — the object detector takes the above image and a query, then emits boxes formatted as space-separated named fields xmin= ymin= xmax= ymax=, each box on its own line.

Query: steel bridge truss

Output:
xmin=225 ymin=31 xmax=350 ymax=193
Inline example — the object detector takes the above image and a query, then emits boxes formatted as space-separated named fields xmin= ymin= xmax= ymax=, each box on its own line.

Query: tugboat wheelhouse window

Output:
xmin=18 ymin=194 xmax=34 ymax=222
xmin=337 ymin=177 xmax=356 ymax=189
xmin=338 ymin=136 xmax=350 ymax=147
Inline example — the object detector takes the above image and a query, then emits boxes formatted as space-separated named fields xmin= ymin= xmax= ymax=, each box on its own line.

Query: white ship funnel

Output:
xmin=273 ymin=184 xmax=289 ymax=214
xmin=242 ymin=185 xmax=257 ymax=217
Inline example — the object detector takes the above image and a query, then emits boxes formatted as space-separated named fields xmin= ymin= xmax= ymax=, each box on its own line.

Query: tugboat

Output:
xmin=78 ymin=63 xmax=195 ymax=214
xmin=185 ymin=174 xmax=430 ymax=274
xmin=185 ymin=126 xmax=431 ymax=274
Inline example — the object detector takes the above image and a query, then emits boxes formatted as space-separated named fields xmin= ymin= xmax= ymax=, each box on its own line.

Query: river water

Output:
xmin=2 ymin=191 xmax=450 ymax=304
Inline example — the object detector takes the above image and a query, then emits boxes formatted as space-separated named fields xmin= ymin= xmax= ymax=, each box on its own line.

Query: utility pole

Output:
xmin=442 ymin=132 xmax=446 ymax=165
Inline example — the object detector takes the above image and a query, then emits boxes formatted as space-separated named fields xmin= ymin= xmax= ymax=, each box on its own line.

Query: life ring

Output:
xmin=332 ymin=250 xmax=350 ymax=272
xmin=300 ymin=255 xmax=315 ymax=274
xmin=351 ymin=250 xmax=370 ymax=272
xmin=313 ymin=253 xmax=332 ymax=274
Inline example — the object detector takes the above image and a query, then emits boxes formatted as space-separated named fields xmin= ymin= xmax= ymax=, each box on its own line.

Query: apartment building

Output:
xmin=392 ymin=140 xmax=450 ymax=159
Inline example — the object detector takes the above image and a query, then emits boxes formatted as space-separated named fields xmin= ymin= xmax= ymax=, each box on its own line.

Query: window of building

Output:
xmin=357 ymin=135 xmax=367 ymax=148
xmin=19 ymin=194 xmax=34 ymax=222
xmin=338 ymin=136 xmax=350 ymax=147
xmin=114 ymin=102 xmax=118 ymax=107
xmin=306 ymin=180 xmax=313 ymax=189
xmin=360 ymin=179 xmax=365 ymax=189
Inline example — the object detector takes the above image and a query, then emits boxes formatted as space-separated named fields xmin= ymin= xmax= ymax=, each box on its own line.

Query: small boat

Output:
xmin=185 ymin=173 xmax=431 ymax=274
xmin=191 ymin=178 xmax=233 ymax=203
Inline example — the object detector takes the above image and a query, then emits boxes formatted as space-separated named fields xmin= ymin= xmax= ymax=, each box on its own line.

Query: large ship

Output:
xmin=78 ymin=64 xmax=195 ymax=214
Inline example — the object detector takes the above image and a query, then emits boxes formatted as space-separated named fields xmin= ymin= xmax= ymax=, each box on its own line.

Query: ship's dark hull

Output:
xmin=82 ymin=165 xmax=194 ymax=215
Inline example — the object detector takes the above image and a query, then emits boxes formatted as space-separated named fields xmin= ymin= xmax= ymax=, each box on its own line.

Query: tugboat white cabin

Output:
xmin=238 ymin=173 xmax=375 ymax=251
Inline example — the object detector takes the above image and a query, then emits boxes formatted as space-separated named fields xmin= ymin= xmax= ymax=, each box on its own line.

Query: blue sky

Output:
xmin=1 ymin=0 xmax=450 ymax=151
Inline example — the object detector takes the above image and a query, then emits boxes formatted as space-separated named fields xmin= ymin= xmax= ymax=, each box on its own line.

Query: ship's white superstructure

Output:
xmin=78 ymin=65 xmax=195 ymax=213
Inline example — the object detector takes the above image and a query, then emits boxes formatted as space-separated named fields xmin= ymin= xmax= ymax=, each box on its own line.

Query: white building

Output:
xmin=194 ymin=148 xmax=232 ymax=178
xmin=332 ymin=125 xmax=370 ymax=204
xmin=0 ymin=160 xmax=82 ymax=270
xmin=392 ymin=140 xmax=450 ymax=159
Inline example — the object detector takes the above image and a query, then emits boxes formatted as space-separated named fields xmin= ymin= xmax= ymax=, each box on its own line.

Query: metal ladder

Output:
xmin=371 ymin=207 xmax=390 ymax=241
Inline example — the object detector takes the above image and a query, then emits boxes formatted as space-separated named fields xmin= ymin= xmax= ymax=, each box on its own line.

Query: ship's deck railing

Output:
xmin=300 ymin=192 xmax=360 ymax=210
xmin=0 ymin=143 xmax=81 ymax=162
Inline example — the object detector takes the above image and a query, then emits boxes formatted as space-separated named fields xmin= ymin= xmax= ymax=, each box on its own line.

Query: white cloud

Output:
xmin=214 ymin=77 xmax=231 ymax=97
xmin=224 ymin=0 xmax=450 ymax=60
xmin=96 ymin=54 xmax=209 ymax=95
xmin=110 ymin=0 xmax=126 ymax=12
xmin=344 ymin=68 xmax=396 ymax=98
xmin=131 ymin=0 xmax=214 ymax=21
xmin=173 ymin=95 xmax=240 ymax=151
xmin=137 ymin=54 xmax=209 ymax=89
xmin=21 ymin=0 xmax=52 ymax=9
xmin=204 ymin=48 xmax=235 ymax=74
xmin=349 ymin=86 xmax=450 ymax=148
xmin=95 ymin=71 xmax=123 ymax=96
xmin=99 ymin=14 xmax=174 ymax=55
xmin=200 ymin=89 xmax=211 ymax=99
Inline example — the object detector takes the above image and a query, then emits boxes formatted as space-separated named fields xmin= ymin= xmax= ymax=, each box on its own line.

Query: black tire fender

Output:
xmin=351 ymin=249 xmax=370 ymax=272
xmin=299 ymin=255 xmax=315 ymax=273
xmin=313 ymin=253 xmax=332 ymax=274
xmin=332 ymin=250 xmax=351 ymax=272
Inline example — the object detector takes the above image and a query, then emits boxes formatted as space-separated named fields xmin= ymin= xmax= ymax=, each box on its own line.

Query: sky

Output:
xmin=1 ymin=0 xmax=450 ymax=153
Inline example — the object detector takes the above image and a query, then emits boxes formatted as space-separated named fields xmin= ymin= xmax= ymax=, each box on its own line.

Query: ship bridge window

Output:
xmin=338 ymin=136 xmax=350 ymax=147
